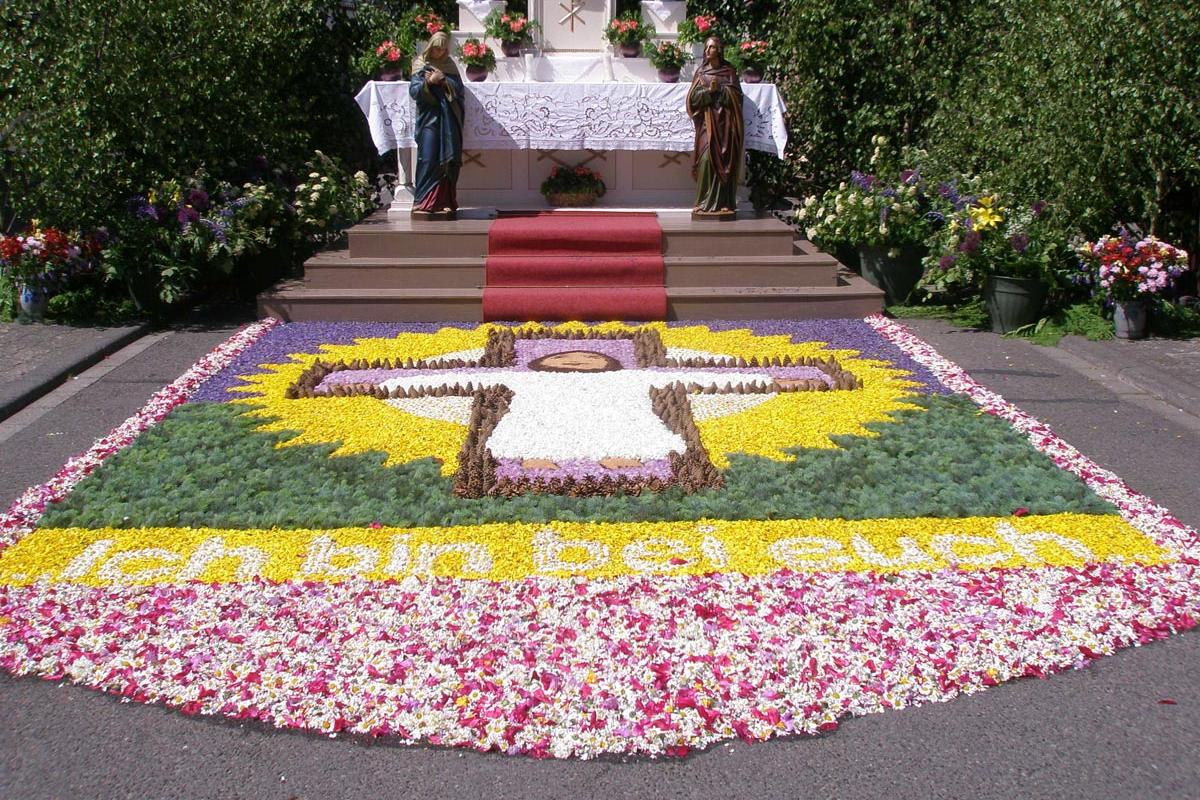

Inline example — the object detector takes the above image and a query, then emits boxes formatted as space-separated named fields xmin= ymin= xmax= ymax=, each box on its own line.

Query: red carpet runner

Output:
xmin=483 ymin=212 xmax=667 ymax=321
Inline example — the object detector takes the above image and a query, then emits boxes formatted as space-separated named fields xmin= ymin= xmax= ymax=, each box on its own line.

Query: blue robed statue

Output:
xmin=409 ymin=32 xmax=464 ymax=218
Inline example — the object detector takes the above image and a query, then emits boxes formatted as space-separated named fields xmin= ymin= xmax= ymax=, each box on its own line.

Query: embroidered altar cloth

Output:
xmin=354 ymin=81 xmax=788 ymax=157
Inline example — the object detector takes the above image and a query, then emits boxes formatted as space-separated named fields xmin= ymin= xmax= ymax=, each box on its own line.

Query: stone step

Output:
xmin=257 ymin=275 xmax=883 ymax=322
xmin=346 ymin=210 xmax=798 ymax=259
xmin=302 ymin=248 xmax=840 ymax=289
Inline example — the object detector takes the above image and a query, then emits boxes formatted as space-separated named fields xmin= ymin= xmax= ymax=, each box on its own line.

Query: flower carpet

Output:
xmin=1 ymin=317 xmax=1197 ymax=758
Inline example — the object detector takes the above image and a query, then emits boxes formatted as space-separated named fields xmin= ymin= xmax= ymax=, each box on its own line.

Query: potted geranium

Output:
xmin=646 ymin=40 xmax=690 ymax=82
xmin=540 ymin=165 xmax=607 ymax=207
xmin=922 ymin=179 xmax=1064 ymax=332
xmin=795 ymin=137 xmax=936 ymax=305
xmin=604 ymin=12 xmax=654 ymax=58
xmin=403 ymin=5 xmax=448 ymax=54
xmin=458 ymin=38 xmax=496 ymax=82
xmin=1077 ymin=225 xmax=1190 ymax=339
xmin=731 ymin=40 xmax=769 ymax=83
xmin=484 ymin=9 xmax=540 ymax=57
xmin=677 ymin=14 xmax=719 ymax=59
xmin=359 ymin=38 xmax=408 ymax=81
xmin=0 ymin=226 xmax=97 ymax=320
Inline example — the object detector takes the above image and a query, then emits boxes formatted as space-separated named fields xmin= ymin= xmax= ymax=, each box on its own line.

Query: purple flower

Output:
xmin=199 ymin=218 xmax=228 ymax=244
xmin=938 ymin=254 xmax=958 ymax=271
xmin=129 ymin=196 xmax=159 ymax=221
xmin=850 ymin=170 xmax=877 ymax=191
xmin=1031 ymin=200 xmax=1047 ymax=218
xmin=177 ymin=206 xmax=201 ymax=226
xmin=926 ymin=210 xmax=946 ymax=224
xmin=958 ymin=231 xmax=982 ymax=255
xmin=900 ymin=169 xmax=918 ymax=185
xmin=1009 ymin=233 xmax=1030 ymax=254
xmin=882 ymin=187 xmax=897 ymax=199
xmin=186 ymin=189 xmax=211 ymax=212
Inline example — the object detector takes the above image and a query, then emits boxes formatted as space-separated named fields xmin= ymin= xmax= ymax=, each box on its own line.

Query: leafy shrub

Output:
xmin=0 ymin=0 xmax=370 ymax=231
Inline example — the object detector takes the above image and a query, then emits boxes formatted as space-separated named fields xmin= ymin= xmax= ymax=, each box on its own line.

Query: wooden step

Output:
xmin=346 ymin=210 xmax=799 ymax=260
xmin=257 ymin=275 xmax=883 ymax=322
xmin=302 ymin=249 xmax=839 ymax=289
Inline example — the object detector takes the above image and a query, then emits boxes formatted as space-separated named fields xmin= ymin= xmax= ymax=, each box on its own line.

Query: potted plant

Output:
xmin=604 ymin=12 xmax=654 ymax=58
xmin=726 ymin=40 xmax=768 ymax=83
xmin=403 ymin=5 xmax=449 ymax=55
xmin=646 ymin=40 xmax=690 ymax=82
xmin=540 ymin=165 xmax=607 ymax=207
xmin=359 ymin=38 xmax=408 ymax=81
xmin=1077 ymin=225 xmax=1190 ymax=339
xmin=458 ymin=38 xmax=496 ymax=82
xmin=677 ymin=14 xmax=719 ymax=60
xmin=795 ymin=137 xmax=936 ymax=305
xmin=922 ymin=180 xmax=1064 ymax=332
xmin=484 ymin=9 xmax=540 ymax=57
xmin=0 ymin=226 xmax=97 ymax=320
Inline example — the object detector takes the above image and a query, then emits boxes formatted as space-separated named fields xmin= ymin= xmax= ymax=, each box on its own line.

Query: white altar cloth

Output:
xmin=354 ymin=80 xmax=788 ymax=158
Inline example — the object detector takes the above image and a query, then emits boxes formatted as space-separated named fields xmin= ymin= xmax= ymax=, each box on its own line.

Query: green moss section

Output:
xmin=42 ymin=396 xmax=1115 ymax=529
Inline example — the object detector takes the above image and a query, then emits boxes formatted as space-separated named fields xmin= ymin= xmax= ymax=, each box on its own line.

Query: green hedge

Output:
xmin=0 ymin=0 xmax=371 ymax=231
xmin=761 ymin=0 xmax=1199 ymax=253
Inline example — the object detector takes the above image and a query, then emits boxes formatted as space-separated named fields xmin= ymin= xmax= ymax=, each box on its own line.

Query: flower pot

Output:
xmin=983 ymin=274 xmax=1047 ymax=333
xmin=465 ymin=65 xmax=489 ymax=82
xmin=618 ymin=43 xmax=642 ymax=58
xmin=546 ymin=192 xmax=598 ymax=207
xmin=741 ymin=66 xmax=763 ymax=84
xmin=1113 ymin=299 xmax=1148 ymax=339
xmin=377 ymin=66 xmax=406 ymax=81
xmin=18 ymin=284 xmax=49 ymax=320
xmin=857 ymin=245 xmax=925 ymax=306
xmin=500 ymin=40 xmax=523 ymax=58
xmin=657 ymin=66 xmax=681 ymax=83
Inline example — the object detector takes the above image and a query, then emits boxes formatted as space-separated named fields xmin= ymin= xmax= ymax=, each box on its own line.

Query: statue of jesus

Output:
xmin=686 ymin=35 xmax=744 ymax=220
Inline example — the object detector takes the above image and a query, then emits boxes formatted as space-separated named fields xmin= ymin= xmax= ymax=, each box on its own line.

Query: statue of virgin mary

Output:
xmin=408 ymin=32 xmax=465 ymax=218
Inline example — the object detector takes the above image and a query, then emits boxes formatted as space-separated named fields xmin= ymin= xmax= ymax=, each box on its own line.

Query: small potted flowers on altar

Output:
xmin=676 ymin=14 xmax=719 ymax=60
xmin=483 ymin=9 xmax=540 ymax=57
xmin=359 ymin=38 xmax=408 ymax=81
xmin=604 ymin=12 xmax=654 ymax=58
xmin=403 ymin=5 xmax=449 ymax=55
xmin=795 ymin=137 xmax=936 ymax=305
xmin=540 ymin=166 xmax=607 ymax=207
xmin=646 ymin=40 xmax=690 ymax=83
xmin=728 ymin=40 xmax=769 ymax=83
xmin=1077 ymin=225 xmax=1190 ymax=339
xmin=458 ymin=38 xmax=496 ymax=81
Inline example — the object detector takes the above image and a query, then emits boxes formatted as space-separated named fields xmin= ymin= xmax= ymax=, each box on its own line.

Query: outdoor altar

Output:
xmin=355 ymin=0 xmax=788 ymax=210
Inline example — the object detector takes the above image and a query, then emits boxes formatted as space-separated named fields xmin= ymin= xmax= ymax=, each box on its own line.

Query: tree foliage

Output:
xmin=0 ymin=0 xmax=371 ymax=231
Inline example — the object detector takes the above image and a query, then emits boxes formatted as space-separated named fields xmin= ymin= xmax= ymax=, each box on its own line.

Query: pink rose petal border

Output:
xmin=0 ymin=316 xmax=1197 ymax=760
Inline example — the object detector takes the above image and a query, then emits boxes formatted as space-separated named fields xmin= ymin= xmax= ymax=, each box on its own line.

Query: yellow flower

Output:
xmin=968 ymin=196 xmax=1003 ymax=230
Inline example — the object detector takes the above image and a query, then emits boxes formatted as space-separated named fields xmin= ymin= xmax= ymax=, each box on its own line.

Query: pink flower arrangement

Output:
xmin=739 ymin=40 xmax=769 ymax=60
xmin=604 ymin=12 xmax=654 ymax=46
xmin=1078 ymin=226 xmax=1190 ymax=301
xmin=484 ymin=10 xmax=541 ymax=44
xmin=457 ymin=38 xmax=496 ymax=71
xmin=678 ymin=14 xmax=720 ymax=45
xmin=374 ymin=40 xmax=403 ymax=64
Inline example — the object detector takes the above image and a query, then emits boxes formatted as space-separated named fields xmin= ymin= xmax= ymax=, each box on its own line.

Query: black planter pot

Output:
xmin=500 ymin=40 xmax=523 ymax=58
xmin=857 ymin=245 xmax=925 ymax=306
xmin=983 ymin=274 xmax=1047 ymax=333
xmin=657 ymin=67 xmax=681 ymax=83
xmin=618 ymin=42 xmax=642 ymax=58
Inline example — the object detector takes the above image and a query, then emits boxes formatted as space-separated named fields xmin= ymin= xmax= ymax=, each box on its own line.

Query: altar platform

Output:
xmin=258 ymin=210 xmax=883 ymax=322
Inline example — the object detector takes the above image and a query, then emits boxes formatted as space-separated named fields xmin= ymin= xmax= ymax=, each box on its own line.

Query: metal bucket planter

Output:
xmin=983 ymin=274 xmax=1047 ymax=333
xmin=1113 ymin=299 xmax=1148 ymax=339
xmin=857 ymin=245 xmax=925 ymax=306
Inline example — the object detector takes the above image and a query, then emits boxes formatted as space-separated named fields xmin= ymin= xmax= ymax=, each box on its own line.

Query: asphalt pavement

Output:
xmin=0 ymin=310 xmax=1198 ymax=800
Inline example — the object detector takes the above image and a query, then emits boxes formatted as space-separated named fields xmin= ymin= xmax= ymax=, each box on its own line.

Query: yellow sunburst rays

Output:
xmin=230 ymin=322 xmax=924 ymax=475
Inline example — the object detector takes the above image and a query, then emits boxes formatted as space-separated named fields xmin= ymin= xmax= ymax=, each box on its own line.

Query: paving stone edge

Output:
xmin=0 ymin=324 xmax=152 ymax=422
